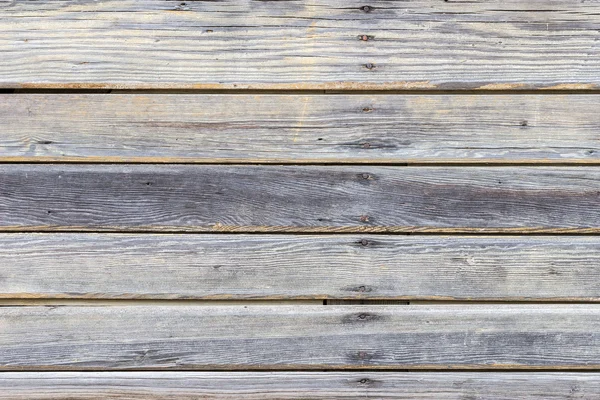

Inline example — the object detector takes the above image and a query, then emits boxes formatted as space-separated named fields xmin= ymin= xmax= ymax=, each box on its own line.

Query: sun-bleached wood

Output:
xmin=1 ymin=372 xmax=599 ymax=399
xmin=3 ymin=234 xmax=600 ymax=301
xmin=1 ymin=305 xmax=600 ymax=370
xmin=3 ymin=165 xmax=600 ymax=233
xmin=2 ymin=0 xmax=600 ymax=89
xmin=3 ymin=94 xmax=600 ymax=164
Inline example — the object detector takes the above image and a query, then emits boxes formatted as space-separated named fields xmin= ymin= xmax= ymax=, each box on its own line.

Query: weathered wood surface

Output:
xmin=1 ymin=372 xmax=599 ymax=399
xmin=3 ymin=165 xmax=600 ymax=233
xmin=4 ymin=234 xmax=600 ymax=301
xmin=4 ymin=94 xmax=600 ymax=163
xmin=2 ymin=0 xmax=600 ymax=90
xmin=1 ymin=305 xmax=600 ymax=370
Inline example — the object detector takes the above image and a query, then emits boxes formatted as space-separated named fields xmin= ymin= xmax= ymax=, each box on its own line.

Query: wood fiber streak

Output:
xmin=3 ymin=234 xmax=600 ymax=301
xmin=1 ymin=372 xmax=599 ymax=399
xmin=1 ymin=0 xmax=600 ymax=89
xmin=2 ymin=305 xmax=600 ymax=370
xmin=2 ymin=165 xmax=600 ymax=232
xmin=3 ymin=94 xmax=600 ymax=164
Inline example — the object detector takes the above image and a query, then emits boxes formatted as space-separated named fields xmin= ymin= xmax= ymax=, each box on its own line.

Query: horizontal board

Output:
xmin=1 ymin=305 xmax=600 ymax=369
xmin=2 ymin=165 xmax=600 ymax=233
xmin=4 ymin=94 xmax=600 ymax=163
xmin=2 ymin=1 xmax=600 ymax=89
xmin=1 ymin=372 xmax=599 ymax=399
xmin=4 ymin=234 xmax=600 ymax=300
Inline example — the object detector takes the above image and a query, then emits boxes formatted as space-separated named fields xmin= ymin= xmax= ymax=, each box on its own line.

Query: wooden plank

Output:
xmin=2 ymin=1 xmax=600 ymax=90
xmin=1 ymin=372 xmax=599 ymax=399
xmin=4 ymin=94 xmax=600 ymax=164
xmin=4 ymin=234 xmax=600 ymax=301
xmin=2 ymin=165 xmax=600 ymax=233
xmin=1 ymin=305 xmax=600 ymax=370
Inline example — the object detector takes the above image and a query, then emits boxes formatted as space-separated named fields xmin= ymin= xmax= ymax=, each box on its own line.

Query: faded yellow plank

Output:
xmin=3 ymin=94 xmax=600 ymax=163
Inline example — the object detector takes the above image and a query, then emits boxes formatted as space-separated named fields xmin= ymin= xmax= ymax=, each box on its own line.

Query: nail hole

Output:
xmin=362 ymin=107 xmax=373 ymax=112
xmin=362 ymin=142 xmax=371 ymax=149
xmin=360 ymin=5 xmax=373 ymax=12
xmin=364 ymin=63 xmax=375 ymax=70
xmin=520 ymin=120 xmax=528 ymax=127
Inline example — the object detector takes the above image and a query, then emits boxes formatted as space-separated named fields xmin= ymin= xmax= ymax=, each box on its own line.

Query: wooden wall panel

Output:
xmin=1 ymin=372 xmax=599 ymax=399
xmin=1 ymin=0 xmax=600 ymax=89
xmin=3 ymin=234 xmax=600 ymax=301
xmin=2 ymin=165 xmax=600 ymax=233
xmin=1 ymin=305 xmax=600 ymax=370
xmin=3 ymin=94 xmax=600 ymax=164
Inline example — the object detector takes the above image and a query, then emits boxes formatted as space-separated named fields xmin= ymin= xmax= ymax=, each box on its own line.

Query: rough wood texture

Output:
xmin=1 ymin=305 xmax=600 ymax=370
xmin=4 ymin=94 xmax=600 ymax=163
xmin=3 ymin=165 xmax=600 ymax=233
xmin=1 ymin=372 xmax=599 ymax=399
xmin=2 ymin=0 xmax=600 ymax=89
xmin=4 ymin=234 xmax=600 ymax=301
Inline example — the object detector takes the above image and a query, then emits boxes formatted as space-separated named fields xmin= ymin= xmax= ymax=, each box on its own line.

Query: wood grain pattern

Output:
xmin=1 ymin=305 xmax=600 ymax=370
xmin=3 ymin=165 xmax=600 ymax=233
xmin=4 ymin=94 xmax=600 ymax=164
xmin=1 ymin=372 xmax=599 ymax=399
xmin=2 ymin=0 xmax=600 ymax=89
xmin=4 ymin=234 xmax=600 ymax=301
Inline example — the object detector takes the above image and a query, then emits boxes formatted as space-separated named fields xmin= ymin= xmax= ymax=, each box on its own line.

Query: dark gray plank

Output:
xmin=1 ymin=305 xmax=600 ymax=369
xmin=4 ymin=234 xmax=600 ymax=300
xmin=4 ymin=94 xmax=600 ymax=163
xmin=2 ymin=165 xmax=600 ymax=233
xmin=1 ymin=1 xmax=600 ymax=89
xmin=1 ymin=372 xmax=599 ymax=399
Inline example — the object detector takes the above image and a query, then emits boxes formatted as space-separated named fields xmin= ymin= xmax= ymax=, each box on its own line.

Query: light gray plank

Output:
xmin=4 ymin=234 xmax=600 ymax=300
xmin=1 ymin=372 xmax=599 ymax=399
xmin=1 ymin=1 xmax=600 ymax=89
xmin=4 ymin=94 xmax=600 ymax=163
xmin=1 ymin=305 xmax=600 ymax=369
xmin=2 ymin=165 xmax=600 ymax=233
